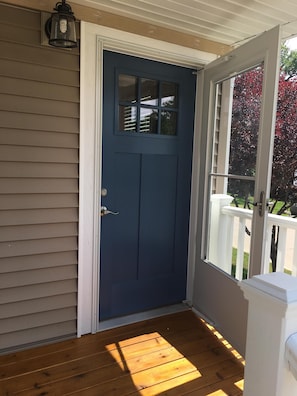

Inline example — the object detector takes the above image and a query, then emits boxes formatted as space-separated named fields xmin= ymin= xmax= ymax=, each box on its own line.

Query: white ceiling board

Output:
xmin=71 ymin=0 xmax=297 ymax=46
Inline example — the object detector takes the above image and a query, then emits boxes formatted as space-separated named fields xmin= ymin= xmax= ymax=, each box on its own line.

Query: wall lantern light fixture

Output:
xmin=45 ymin=0 xmax=77 ymax=48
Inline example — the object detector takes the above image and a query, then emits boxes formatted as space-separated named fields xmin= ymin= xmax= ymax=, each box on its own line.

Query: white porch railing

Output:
xmin=209 ymin=194 xmax=297 ymax=280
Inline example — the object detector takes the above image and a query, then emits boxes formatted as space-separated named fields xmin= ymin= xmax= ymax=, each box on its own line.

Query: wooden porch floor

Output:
xmin=0 ymin=310 xmax=244 ymax=395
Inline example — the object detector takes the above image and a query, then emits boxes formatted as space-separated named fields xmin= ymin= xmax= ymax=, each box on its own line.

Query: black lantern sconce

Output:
xmin=45 ymin=0 xmax=77 ymax=48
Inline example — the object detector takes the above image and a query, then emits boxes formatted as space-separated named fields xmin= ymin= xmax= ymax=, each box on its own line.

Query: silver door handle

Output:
xmin=252 ymin=191 xmax=267 ymax=217
xmin=101 ymin=206 xmax=119 ymax=216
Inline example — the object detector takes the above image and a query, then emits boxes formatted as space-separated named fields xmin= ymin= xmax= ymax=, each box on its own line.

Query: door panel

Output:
xmin=139 ymin=154 xmax=177 ymax=278
xmin=100 ymin=51 xmax=196 ymax=321
xmin=193 ymin=26 xmax=281 ymax=356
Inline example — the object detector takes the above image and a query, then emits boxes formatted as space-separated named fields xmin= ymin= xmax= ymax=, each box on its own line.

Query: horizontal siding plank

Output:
xmin=0 ymin=162 xmax=78 ymax=178
xmin=0 ymin=41 xmax=79 ymax=71
xmin=0 ymin=179 xmax=78 ymax=194
xmin=0 ymin=4 xmax=40 ymax=28
xmin=0 ymin=321 xmax=76 ymax=351
xmin=0 ymin=279 xmax=77 ymax=304
xmin=0 ymin=265 xmax=77 ymax=289
xmin=0 ymin=236 xmax=77 ymax=258
xmin=0 ymin=111 xmax=79 ymax=133
xmin=0 ymin=146 xmax=78 ymax=163
xmin=0 ymin=129 xmax=79 ymax=148
xmin=1 ymin=23 xmax=41 ymax=46
xmin=0 ymin=94 xmax=79 ymax=118
xmin=0 ymin=194 xmax=78 ymax=210
xmin=0 ymin=307 xmax=77 ymax=335
xmin=0 ymin=293 xmax=77 ymax=319
xmin=0 ymin=223 xmax=78 ymax=242
xmin=0 ymin=251 xmax=77 ymax=273
xmin=0 ymin=59 xmax=79 ymax=87
xmin=0 ymin=4 xmax=79 ymax=352
xmin=0 ymin=76 xmax=79 ymax=102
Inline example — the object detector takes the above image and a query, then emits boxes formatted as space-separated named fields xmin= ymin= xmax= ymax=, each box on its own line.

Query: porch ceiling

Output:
xmin=72 ymin=0 xmax=297 ymax=47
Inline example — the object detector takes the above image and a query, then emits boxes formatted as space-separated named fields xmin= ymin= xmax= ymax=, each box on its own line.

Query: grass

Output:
xmin=231 ymin=196 xmax=289 ymax=215
xmin=231 ymin=248 xmax=249 ymax=279
xmin=231 ymin=247 xmax=292 ymax=278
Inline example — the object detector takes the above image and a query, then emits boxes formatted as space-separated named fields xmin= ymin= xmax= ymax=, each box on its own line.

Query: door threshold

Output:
xmin=98 ymin=303 xmax=190 ymax=332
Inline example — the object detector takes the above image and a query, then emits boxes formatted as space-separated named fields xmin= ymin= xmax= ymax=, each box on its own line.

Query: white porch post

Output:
xmin=208 ymin=194 xmax=233 ymax=271
xmin=240 ymin=272 xmax=297 ymax=396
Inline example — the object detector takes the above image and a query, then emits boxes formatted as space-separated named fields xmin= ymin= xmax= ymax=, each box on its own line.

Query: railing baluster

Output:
xmin=225 ymin=214 xmax=234 ymax=276
xmin=236 ymin=217 xmax=246 ymax=280
xmin=214 ymin=196 xmax=297 ymax=278
xmin=276 ymin=226 xmax=287 ymax=272
xmin=292 ymin=230 xmax=297 ymax=276
xmin=264 ymin=221 xmax=273 ymax=274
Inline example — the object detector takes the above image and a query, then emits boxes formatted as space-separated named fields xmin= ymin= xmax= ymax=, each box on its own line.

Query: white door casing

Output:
xmin=78 ymin=21 xmax=216 ymax=336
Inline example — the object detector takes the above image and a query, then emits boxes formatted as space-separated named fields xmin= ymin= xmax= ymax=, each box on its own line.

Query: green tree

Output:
xmin=280 ymin=43 xmax=297 ymax=80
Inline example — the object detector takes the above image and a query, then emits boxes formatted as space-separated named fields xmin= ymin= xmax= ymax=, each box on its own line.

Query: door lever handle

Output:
xmin=101 ymin=206 xmax=119 ymax=216
xmin=252 ymin=191 xmax=267 ymax=217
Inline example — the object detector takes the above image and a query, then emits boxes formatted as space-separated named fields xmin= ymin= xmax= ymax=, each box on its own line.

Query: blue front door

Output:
xmin=99 ymin=51 xmax=196 ymax=321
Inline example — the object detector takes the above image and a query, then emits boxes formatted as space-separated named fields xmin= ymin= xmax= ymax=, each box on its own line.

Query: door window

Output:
xmin=118 ymin=74 xmax=178 ymax=135
xmin=206 ymin=64 xmax=264 ymax=280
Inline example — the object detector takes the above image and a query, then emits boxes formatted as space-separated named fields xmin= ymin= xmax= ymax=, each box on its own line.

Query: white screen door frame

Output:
xmin=191 ymin=26 xmax=281 ymax=356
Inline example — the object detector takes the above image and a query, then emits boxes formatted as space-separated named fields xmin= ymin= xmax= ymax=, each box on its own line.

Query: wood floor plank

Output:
xmin=0 ymin=332 xmax=161 ymax=380
xmin=63 ymin=357 xmax=200 ymax=396
xmin=0 ymin=311 xmax=194 ymax=367
xmin=185 ymin=373 xmax=244 ymax=395
xmin=131 ymin=371 xmax=202 ymax=396
xmin=133 ymin=359 xmax=243 ymax=396
xmin=60 ymin=347 xmax=242 ymax=395
xmin=0 ymin=310 xmax=244 ymax=396
xmin=2 ymin=330 xmax=216 ymax=394
xmin=0 ymin=318 xmax=211 ymax=381
xmin=10 ymin=334 xmax=216 ymax=394
xmin=0 ymin=310 xmax=205 ymax=373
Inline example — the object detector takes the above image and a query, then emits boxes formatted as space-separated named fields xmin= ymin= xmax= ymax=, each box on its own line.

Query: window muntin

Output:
xmin=118 ymin=73 xmax=178 ymax=136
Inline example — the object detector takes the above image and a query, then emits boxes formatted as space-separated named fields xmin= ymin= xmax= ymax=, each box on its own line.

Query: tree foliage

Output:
xmin=229 ymin=46 xmax=297 ymax=210
xmin=272 ymin=74 xmax=297 ymax=208
xmin=280 ymin=43 xmax=297 ymax=80
xmin=228 ymin=65 xmax=263 ymax=204
xmin=229 ymin=44 xmax=297 ymax=270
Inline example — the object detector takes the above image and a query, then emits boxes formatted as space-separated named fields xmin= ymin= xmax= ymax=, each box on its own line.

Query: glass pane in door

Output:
xmin=265 ymin=63 xmax=297 ymax=276
xmin=206 ymin=64 xmax=264 ymax=280
xmin=117 ymin=74 xmax=179 ymax=136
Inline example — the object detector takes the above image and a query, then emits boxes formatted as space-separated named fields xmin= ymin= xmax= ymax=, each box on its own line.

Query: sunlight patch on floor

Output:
xmin=105 ymin=331 xmax=202 ymax=393
xmin=202 ymin=320 xmax=245 ymax=365
xmin=104 ymin=318 xmax=244 ymax=395
xmin=235 ymin=379 xmax=244 ymax=390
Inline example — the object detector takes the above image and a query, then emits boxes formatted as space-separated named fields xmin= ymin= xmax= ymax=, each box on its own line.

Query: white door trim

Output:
xmin=78 ymin=21 xmax=216 ymax=337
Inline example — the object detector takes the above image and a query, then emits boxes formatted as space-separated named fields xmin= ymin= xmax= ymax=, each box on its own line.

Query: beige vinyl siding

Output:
xmin=0 ymin=3 xmax=79 ymax=353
